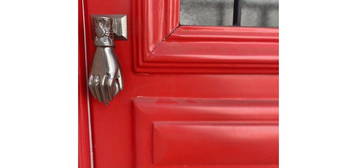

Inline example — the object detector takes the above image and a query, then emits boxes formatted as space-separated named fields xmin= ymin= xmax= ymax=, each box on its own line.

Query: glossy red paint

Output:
xmin=132 ymin=0 xmax=278 ymax=74
xmin=153 ymin=122 xmax=278 ymax=166
xmin=78 ymin=0 xmax=91 ymax=167
xmin=79 ymin=0 xmax=279 ymax=168
xmin=134 ymin=98 xmax=278 ymax=168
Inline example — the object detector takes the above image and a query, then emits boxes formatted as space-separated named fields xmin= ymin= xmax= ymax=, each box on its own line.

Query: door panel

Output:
xmin=79 ymin=0 xmax=279 ymax=167
xmin=134 ymin=97 xmax=278 ymax=168
xmin=153 ymin=122 xmax=277 ymax=165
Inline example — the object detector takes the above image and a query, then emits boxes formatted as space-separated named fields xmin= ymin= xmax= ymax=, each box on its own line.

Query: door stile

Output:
xmin=79 ymin=0 xmax=95 ymax=167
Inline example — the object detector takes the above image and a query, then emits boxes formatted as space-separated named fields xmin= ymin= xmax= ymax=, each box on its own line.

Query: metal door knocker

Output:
xmin=88 ymin=15 xmax=127 ymax=104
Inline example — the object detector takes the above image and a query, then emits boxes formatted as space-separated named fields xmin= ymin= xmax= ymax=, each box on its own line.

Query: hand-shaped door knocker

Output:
xmin=88 ymin=15 xmax=127 ymax=104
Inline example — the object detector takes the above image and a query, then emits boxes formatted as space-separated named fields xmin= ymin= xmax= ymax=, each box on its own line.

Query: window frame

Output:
xmin=132 ymin=0 xmax=278 ymax=74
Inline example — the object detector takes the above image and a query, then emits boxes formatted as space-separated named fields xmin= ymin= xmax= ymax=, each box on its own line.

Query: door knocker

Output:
xmin=88 ymin=15 xmax=127 ymax=104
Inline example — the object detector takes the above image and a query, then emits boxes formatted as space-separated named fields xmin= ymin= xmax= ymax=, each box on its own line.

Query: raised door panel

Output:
xmin=134 ymin=97 xmax=278 ymax=168
xmin=153 ymin=122 xmax=278 ymax=165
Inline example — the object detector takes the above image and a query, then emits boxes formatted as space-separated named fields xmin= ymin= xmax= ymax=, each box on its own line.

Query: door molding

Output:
xmin=79 ymin=0 xmax=95 ymax=167
xmin=132 ymin=0 xmax=279 ymax=74
xmin=133 ymin=97 xmax=278 ymax=168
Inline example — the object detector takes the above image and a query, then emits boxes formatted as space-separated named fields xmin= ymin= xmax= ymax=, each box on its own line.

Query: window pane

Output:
xmin=180 ymin=0 xmax=234 ymax=26
xmin=180 ymin=0 xmax=279 ymax=27
xmin=240 ymin=0 xmax=278 ymax=27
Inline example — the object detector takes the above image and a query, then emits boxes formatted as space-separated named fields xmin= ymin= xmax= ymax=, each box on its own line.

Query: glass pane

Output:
xmin=240 ymin=0 xmax=278 ymax=27
xmin=180 ymin=0 xmax=234 ymax=26
xmin=180 ymin=0 xmax=279 ymax=27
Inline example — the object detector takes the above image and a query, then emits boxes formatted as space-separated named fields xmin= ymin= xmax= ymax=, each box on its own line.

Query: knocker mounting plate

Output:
xmin=91 ymin=15 xmax=127 ymax=40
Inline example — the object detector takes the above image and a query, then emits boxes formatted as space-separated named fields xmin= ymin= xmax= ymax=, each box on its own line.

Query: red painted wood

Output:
xmin=78 ymin=0 xmax=91 ymax=167
xmin=134 ymin=97 xmax=278 ymax=168
xmin=167 ymin=26 xmax=278 ymax=42
xmin=79 ymin=0 xmax=279 ymax=167
xmin=132 ymin=0 xmax=278 ymax=74
xmin=153 ymin=122 xmax=278 ymax=165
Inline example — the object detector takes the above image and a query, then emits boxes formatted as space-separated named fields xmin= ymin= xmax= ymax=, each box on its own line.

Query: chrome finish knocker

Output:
xmin=88 ymin=15 xmax=127 ymax=104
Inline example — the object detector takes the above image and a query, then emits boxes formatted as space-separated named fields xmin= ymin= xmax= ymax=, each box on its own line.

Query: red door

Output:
xmin=79 ymin=0 xmax=278 ymax=168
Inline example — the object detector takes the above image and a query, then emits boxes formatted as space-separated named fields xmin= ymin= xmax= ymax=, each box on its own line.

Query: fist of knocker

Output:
xmin=89 ymin=17 xmax=123 ymax=104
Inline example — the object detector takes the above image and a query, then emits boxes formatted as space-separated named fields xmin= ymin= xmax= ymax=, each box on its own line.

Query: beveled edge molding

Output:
xmin=132 ymin=0 xmax=279 ymax=74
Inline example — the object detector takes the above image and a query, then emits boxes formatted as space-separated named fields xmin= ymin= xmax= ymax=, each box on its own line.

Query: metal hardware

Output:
xmin=88 ymin=15 xmax=127 ymax=104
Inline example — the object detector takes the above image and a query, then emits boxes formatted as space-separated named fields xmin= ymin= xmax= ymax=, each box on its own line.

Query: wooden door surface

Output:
xmin=79 ymin=0 xmax=279 ymax=168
